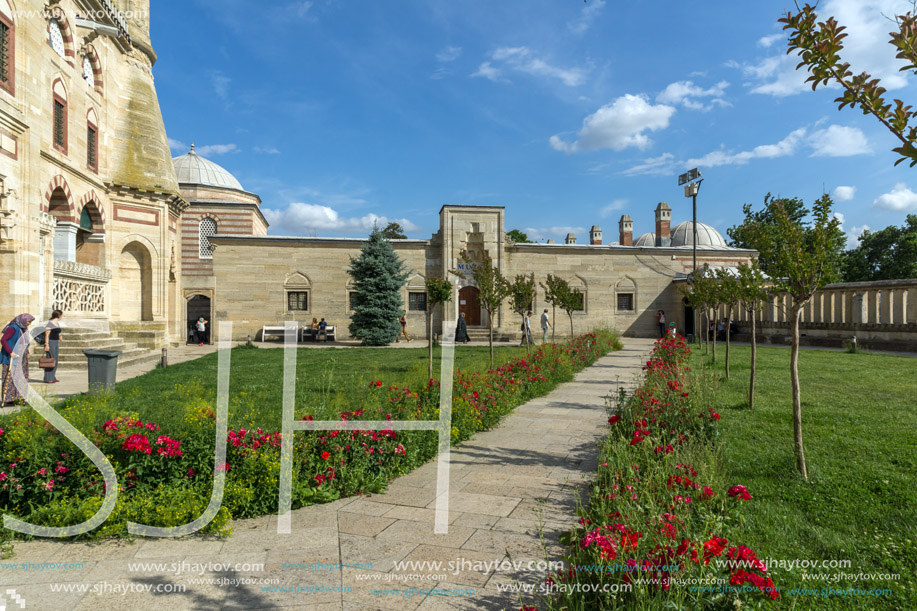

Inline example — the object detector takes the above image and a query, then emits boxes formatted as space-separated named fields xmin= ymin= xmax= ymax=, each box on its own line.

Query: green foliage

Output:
xmin=843 ymin=214 xmax=917 ymax=281
xmin=505 ymin=229 xmax=531 ymax=243
xmin=424 ymin=275 xmax=453 ymax=377
xmin=380 ymin=221 xmax=407 ymax=240
xmin=735 ymin=260 xmax=770 ymax=314
xmin=348 ymin=228 xmax=410 ymax=346
xmin=781 ymin=4 xmax=917 ymax=166
xmin=508 ymin=273 xmax=535 ymax=318
xmin=451 ymin=252 xmax=510 ymax=365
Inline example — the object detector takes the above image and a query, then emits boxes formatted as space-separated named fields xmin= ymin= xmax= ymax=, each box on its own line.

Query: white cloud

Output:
xmin=741 ymin=0 xmax=914 ymax=97
xmin=475 ymin=46 xmax=587 ymax=87
xmin=620 ymin=152 xmax=677 ymax=176
xmin=550 ymin=94 xmax=676 ymax=153
xmin=471 ymin=61 xmax=503 ymax=82
xmin=873 ymin=183 xmax=917 ymax=211
xmin=296 ymin=1 xmax=313 ymax=18
xmin=758 ymin=33 xmax=785 ymax=48
xmin=167 ymin=137 xmax=188 ymax=153
xmin=657 ymin=80 xmax=730 ymax=111
xmin=834 ymin=212 xmax=846 ymax=226
xmin=254 ymin=146 xmax=281 ymax=154
xmin=264 ymin=202 xmax=420 ymax=236
xmin=522 ymin=226 xmax=586 ymax=242
xmin=833 ymin=185 xmax=857 ymax=201
xmin=599 ymin=199 xmax=628 ymax=218
xmin=847 ymin=224 xmax=870 ymax=248
xmin=195 ymin=143 xmax=239 ymax=156
xmin=686 ymin=128 xmax=807 ymax=167
xmin=210 ymin=71 xmax=231 ymax=101
xmin=436 ymin=46 xmax=462 ymax=62
xmin=568 ymin=0 xmax=606 ymax=34
xmin=809 ymin=125 xmax=872 ymax=156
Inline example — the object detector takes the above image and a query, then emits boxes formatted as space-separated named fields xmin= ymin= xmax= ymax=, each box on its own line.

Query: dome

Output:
xmin=634 ymin=232 xmax=656 ymax=247
xmin=670 ymin=221 xmax=727 ymax=248
xmin=172 ymin=145 xmax=244 ymax=191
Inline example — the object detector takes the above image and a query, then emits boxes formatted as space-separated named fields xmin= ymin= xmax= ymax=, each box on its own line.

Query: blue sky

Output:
xmin=154 ymin=0 xmax=917 ymax=246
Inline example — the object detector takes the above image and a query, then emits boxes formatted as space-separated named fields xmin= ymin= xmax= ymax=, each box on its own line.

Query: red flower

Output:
xmin=728 ymin=485 xmax=751 ymax=501
xmin=608 ymin=415 xmax=621 ymax=425
xmin=321 ymin=451 xmax=331 ymax=460
xmin=701 ymin=486 xmax=715 ymax=500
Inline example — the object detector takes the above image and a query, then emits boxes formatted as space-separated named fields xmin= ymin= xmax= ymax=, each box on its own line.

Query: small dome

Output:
xmin=173 ymin=145 xmax=244 ymax=191
xmin=634 ymin=232 xmax=655 ymax=247
xmin=670 ymin=221 xmax=727 ymax=248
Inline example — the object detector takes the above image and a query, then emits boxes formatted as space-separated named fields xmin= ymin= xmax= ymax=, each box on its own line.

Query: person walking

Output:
xmin=656 ymin=310 xmax=666 ymax=338
xmin=195 ymin=316 xmax=208 ymax=346
xmin=1 ymin=314 xmax=35 ymax=406
xmin=455 ymin=312 xmax=471 ymax=344
xmin=540 ymin=308 xmax=552 ymax=344
xmin=42 ymin=310 xmax=63 ymax=384
xmin=520 ymin=311 xmax=533 ymax=346
xmin=396 ymin=312 xmax=412 ymax=342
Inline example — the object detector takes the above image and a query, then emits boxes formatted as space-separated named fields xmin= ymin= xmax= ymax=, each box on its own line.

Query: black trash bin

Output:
xmin=83 ymin=349 xmax=122 ymax=394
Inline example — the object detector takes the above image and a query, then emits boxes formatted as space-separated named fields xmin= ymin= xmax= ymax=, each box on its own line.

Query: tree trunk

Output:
xmin=552 ymin=304 xmax=556 ymax=342
xmin=427 ymin=306 xmax=434 ymax=380
xmin=488 ymin=310 xmax=494 ymax=368
xmin=568 ymin=313 xmax=574 ymax=339
xmin=790 ymin=306 xmax=808 ymax=481
xmin=703 ymin=309 xmax=709 ymax=354
xmin=711 ymin=308 xmax=717 ymax=364
xmin=725 ymin=307 xmax=731 ymax=380
xmin=749 ymin=312 xmax=757 ymax=410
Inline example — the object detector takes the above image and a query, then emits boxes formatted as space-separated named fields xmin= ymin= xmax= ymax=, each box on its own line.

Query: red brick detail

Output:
xmin=113 ymin=204 xmax=160 ymax=226
xmin=43 ymin=175 xmax=74 ymax=220
xmin=77 ymin=190 xmax=106 ymax=233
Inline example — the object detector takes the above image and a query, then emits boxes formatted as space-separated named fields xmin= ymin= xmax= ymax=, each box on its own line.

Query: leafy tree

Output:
xmin=424 ymin=275 xmax=453 ymax=379
xmin=450 ymin=252 xmax=510 ymax=367
xmin=843 ymin=215 xmax=917 ymax=281
xmin=381 ymin=222 xmax=408 ymax=240
xmin=347 ymin=229 xmax=409 ymax=345
xmin=715 ymin=268 xmax=741 ymax=380
xmin=506 ymin=229 xmax=532 ymax=244
xmin=735 ymin=260 xmax=771 ymax=410
xmin=558 ymin=284 xmax=583 ymax=339
xmin=540 ymin=274 xmax=569 ymax=342
xmin=508 ymin=273 xmax=536 ymax=350
xmin=680 ymin=265 xmax=714 ymax=355
xmin=741 ymin=194 xmax=842 ymax=481
xmin=781 ymin=4 xmax=917 ymax=166
xmin=728 ymin=194 xmax=845 ymax=279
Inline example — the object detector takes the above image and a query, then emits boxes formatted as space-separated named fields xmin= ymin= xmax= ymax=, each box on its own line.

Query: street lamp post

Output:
xmin=678 ymin=168 xmax=704 ymax=343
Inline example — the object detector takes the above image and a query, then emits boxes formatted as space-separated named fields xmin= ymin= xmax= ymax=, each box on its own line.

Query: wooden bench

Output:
xmin=262 ymin=325 xmax=297 ymax=342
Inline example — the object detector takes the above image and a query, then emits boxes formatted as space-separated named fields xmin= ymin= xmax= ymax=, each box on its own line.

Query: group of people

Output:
xmin=710 ymin=317 xmax=737 ymax=341
xmin=306 ymin=317 xmax=330 ymax=341
xmin=1 ymin=310 xmax=64 ymax=406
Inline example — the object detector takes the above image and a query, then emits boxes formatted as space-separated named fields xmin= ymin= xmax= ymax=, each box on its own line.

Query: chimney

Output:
xmin=590 ymin=225 xmax=602 ymax=245
xmin=655 ymin=202 xmax=671 ymax=247
xmin=618 ymin=215 xmax=633 ymax=246
xmin=546 ymin=239 xmax=555 ymax=244
xmin=565 ymin=233 xmax=576 ymax=245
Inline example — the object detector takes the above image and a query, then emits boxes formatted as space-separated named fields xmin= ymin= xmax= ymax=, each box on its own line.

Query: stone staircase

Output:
xmin=466 ymin=328 xmax=515 ymax=342
xmin=30 ymin=323 xmax=165 ymax=372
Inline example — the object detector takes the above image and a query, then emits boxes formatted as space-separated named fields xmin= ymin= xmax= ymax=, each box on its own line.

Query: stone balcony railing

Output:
xmin=52 ymin=259 xmax=112 ymax=315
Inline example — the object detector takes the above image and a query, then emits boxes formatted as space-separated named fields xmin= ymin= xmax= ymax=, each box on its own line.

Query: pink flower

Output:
xmin=44 ymin=479 xmax=54 ymax=491
xmin=728 ymin=485 xmax=751 ymax=501
xmin=701 ymin=486 xmax=715 ymax=500
xmin=38 ymin=468 xmax=47 ymax=476
xmin=0 ymin=472 xmax=6 ymax=481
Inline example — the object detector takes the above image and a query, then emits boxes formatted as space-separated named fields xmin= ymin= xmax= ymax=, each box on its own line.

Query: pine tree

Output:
xmin=348 ymin=229 xmax=409 ymax=345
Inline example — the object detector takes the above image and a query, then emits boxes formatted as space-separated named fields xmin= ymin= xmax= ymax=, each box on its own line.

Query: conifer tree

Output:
xmin=348 ymin=229 xmax=409 ymax=345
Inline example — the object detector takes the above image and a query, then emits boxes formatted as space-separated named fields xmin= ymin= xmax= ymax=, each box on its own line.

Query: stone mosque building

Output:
xmin=0 ymin=0 xmax=754 ymax=359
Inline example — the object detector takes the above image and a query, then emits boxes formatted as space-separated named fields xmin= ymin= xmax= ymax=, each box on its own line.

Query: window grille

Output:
xmin=87 ymin=125 xmax=97 ymax=169
xmin=617 ymin=293 xmax=634 ymax=311
xmin=54 ymin=100 xmax=65 ymax=149
xmin=287 ymin=291 xmax=308 ymax=311
xmin=82 ymin=56 xmax=94 ymax=88
xmin=0 ymin=21 xmax=9 ymax=85
xmin=49 ymin=20 xmax=65 ymax=58
xmin=408 ymin=292 xmax=427 ymax=311
xmin=199 ymin=218 xmax=217 ymax=259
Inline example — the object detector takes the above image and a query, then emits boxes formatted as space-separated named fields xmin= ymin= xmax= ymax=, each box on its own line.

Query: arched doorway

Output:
xmin=683 ymin=297 xmax=695 ymax=339
xmin=75 ymin=201 xmax=104 ymax=266
xmin=119 ymin=242 xmax=152 ymax=321
xmin=187 ymin=295 xmax=211 ymax=344
xmin=458 ymin=286 xmax=481 ymax=326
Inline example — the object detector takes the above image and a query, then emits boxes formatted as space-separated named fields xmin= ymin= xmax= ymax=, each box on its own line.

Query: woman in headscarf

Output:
xmin=1 ymin=314 xmax=35 ymax=406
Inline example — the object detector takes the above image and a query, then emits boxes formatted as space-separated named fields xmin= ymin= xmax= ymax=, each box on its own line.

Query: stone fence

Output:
xmin=719 ymin=279 xmax=917 ymax=352
xmin=52 ymin=259 xmax=111 ymax=317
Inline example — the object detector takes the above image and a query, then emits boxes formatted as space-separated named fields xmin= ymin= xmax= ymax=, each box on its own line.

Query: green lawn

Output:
xmin=691 ymin=343 xmax=917 ymax=609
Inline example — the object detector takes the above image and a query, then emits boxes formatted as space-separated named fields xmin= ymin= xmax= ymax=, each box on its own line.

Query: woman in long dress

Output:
xmin=455 ymin=312 xmax=471 ymax=344
xmin=1 ymin=314 xmax=35 ymax=405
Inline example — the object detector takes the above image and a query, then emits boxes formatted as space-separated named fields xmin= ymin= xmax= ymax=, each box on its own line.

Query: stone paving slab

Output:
xmin=0 ymin=338 xmax=654 ymax=610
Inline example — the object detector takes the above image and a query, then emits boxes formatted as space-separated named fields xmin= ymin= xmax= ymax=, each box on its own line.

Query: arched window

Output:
xmin=0 ymin=1 xmax=14 ymax=96
xmin=614 ymin=277 xmax=637 ymax=313
xmin=284 ymin=272 xmax=311 ymax=312
xmin=48 ymin=20 xmax=65 ymax=58
xmin=199 ymin=218 xmax=217 ymax=259
xmin=82 ymin=56 xmax=94 ymax=88
xmin=87 ymin=108 xmax=98 ymax=171
xmin=52 ymin=78 xmax=68 ymax=154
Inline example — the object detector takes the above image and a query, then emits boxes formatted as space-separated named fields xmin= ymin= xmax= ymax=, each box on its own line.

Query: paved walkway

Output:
xmin=0 ymin=338 xmax=655 ymax=611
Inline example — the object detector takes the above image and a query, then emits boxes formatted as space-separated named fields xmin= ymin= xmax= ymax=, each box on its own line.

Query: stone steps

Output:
xmin=30 ymin=325 xmax=163 ymax=372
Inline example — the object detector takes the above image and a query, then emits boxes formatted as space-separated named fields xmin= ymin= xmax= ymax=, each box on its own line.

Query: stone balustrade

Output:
xmin=52 ymin=259 xmax=111 ymax=316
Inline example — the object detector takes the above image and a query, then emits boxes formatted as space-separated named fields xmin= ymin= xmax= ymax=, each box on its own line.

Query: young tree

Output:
xmin=781 ymin=5 xmax=917 ymax=166
xmin=735 ymin=260 xmax=771 ymax=410
xmin=508 ymin=273 xmax=536 ymax=351
xmin=742 ymin=194 xmax=842 ymax=481
xmin=381 ymin=222 xmax=408 ymax=240
xmin=559 ymin=285 xmax=583 ymax=339
xmin=450 ymin=252 xmax=510 ymax=367
xmin=680 ymin=264 xmax=717 ymax=355
xmin=424 ymin=275 xmax=453 ymax=379
xmin=347 ymin=229 xmax=409 ymax=346
xmin=540 ymin=274 xmax=570 ymax=342
xmin=715 ymin=268 xmax=741 ymax=380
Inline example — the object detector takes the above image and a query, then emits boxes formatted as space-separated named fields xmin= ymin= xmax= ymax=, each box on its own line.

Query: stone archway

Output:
xmin=186 ymin=295 xmax=211 ymax=344
xmin=119 ymin=241 xmax=153 ymax=321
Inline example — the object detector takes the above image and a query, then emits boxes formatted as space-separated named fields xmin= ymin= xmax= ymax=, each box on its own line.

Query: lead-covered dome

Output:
xmin=634 ymin=232 xmax=656 ymax=247
xmin=670 ymin=221 xmax=727 ymax=248
xmin=172 ymin=145 xmax=244 ymax=191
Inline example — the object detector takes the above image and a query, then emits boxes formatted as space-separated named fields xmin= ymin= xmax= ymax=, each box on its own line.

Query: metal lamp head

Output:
xmin=684 ymin=183 xmax=700 ymax=197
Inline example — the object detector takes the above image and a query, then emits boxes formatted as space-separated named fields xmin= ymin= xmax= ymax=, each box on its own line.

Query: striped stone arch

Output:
xmin=48 ymin=10 xmax=76 ymax=65
xmin=43 ymin=174 xmax=74 ymax=221
xmin=77 ymin=190 xmax=106 ymax=233
xmin=82 ymin=44 xmax=104 ymax=95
